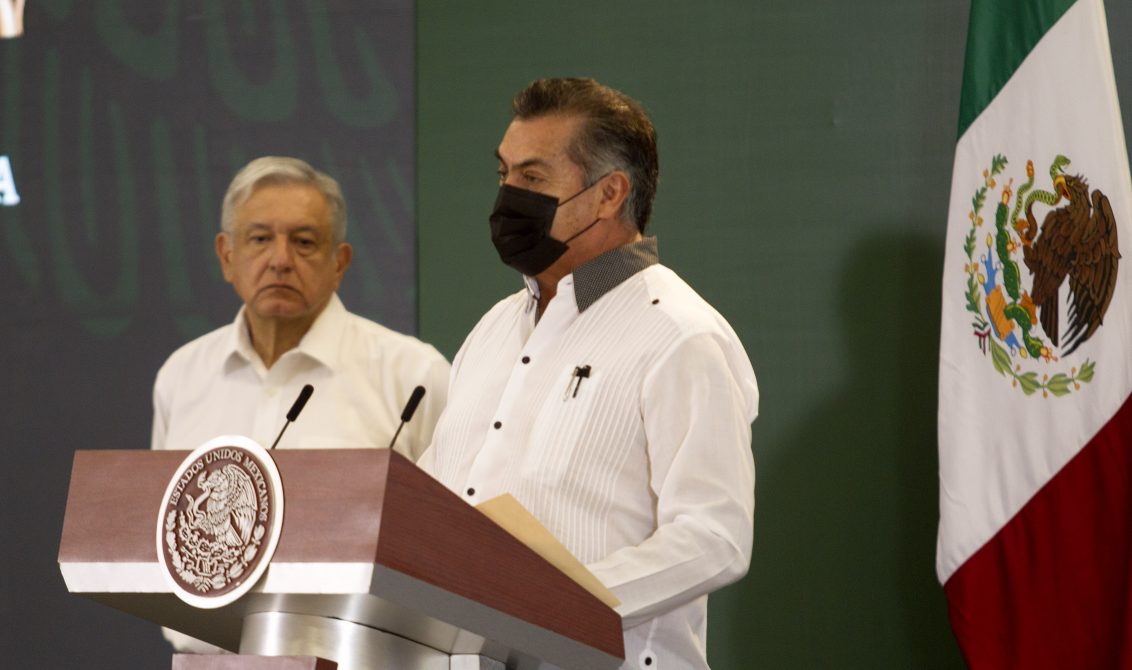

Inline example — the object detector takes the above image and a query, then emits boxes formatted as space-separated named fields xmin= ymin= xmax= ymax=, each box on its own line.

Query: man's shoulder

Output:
xmin=636 ymin=265 xmax=758 ymax=415
xmin=460 ymin=288 xmax=529 ymax=331
xmin=633 ymin=264 xmax=735 ymax=338
xmin=156 ymin=321 xmax=236 ymax=380
xmin=338 ymin=309 xmax=448 ymax=365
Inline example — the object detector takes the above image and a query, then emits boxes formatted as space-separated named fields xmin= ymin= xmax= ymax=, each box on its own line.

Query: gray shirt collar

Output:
xmin=572 ymin=236 xmax=659 ymax=312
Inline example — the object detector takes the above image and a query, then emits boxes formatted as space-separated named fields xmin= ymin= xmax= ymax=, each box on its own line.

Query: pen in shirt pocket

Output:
xmin=563 ymin=365 xmax=592 ymax=400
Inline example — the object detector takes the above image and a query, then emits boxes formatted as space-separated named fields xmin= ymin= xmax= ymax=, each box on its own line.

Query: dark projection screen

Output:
xmin=0 ymin=2 xmax=414 ymax=666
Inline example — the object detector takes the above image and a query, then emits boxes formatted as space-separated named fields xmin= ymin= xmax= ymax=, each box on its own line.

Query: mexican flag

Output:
xmin=938 ymin=0 xmax=1132 ymax=667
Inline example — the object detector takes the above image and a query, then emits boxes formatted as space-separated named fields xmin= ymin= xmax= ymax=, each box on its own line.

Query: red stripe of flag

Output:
xmin=944 ymin=391 xmax=1132 ymax=668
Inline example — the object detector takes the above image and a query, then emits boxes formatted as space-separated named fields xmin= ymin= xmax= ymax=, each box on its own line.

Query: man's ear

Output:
xmin=598 ymin=171 xmax=631 ymax=221
xmin=215 ymin=232 xmax=234 ymax=283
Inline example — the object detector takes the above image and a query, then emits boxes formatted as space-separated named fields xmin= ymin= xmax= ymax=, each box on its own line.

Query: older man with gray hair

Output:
xmin=153 ymin=155 xmax=448 ymax=458
xmin=151 ymin=157 xmax=449 ymax=652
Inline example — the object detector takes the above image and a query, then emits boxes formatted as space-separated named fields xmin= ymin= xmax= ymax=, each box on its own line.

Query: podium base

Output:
xmin=240 ymin=612 xmax=490 ymax=670
xmin=173 ymin=655 xmax=337 ymax=669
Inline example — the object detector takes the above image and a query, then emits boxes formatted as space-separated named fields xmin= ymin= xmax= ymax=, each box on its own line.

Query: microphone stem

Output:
xmin=270 ymin=420 xmax=292 ymax=450
xmin=387 ymin=420 xmax=406 ymax=450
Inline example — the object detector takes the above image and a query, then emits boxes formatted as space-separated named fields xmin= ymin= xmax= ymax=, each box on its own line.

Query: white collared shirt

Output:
xmin=421 ymin=263 xmax=758 ymax=670
xmin=152 ymin=293 xmax=450 ymax=461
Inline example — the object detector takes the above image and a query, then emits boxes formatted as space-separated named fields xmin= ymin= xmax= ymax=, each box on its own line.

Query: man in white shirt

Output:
xmin=152 ymin=156 xmax=449 ymax=652
xmin=420 ymin=78 xmax=758 ymax=670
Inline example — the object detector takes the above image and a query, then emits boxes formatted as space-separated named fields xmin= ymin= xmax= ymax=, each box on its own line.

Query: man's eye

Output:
xmin=249 ymin=235 xmax=269 ymax=244
xmin=295 ymin=238 xmax=317 ymax=251
xmin=523 ymin=173 xmax=542 ymax=184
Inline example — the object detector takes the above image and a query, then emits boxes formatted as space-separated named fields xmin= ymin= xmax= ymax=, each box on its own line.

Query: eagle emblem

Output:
xmin=186 ymin=465 xmax=258 ymax=548
xmin=157 ymin=436 xmax=284 ymax=609
xmin=962 ymin=154 xmax=1120 ymax=397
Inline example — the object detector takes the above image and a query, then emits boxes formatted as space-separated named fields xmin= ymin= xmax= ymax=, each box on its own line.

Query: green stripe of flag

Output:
xmin=958 ymin=0 xmax=1077 ymax=138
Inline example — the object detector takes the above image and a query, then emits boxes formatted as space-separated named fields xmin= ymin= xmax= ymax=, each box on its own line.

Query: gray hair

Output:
xmin=511 ymin=78 xmax=659 ymax=232
xmin=220 ymin=156 xmax=348 ymax=243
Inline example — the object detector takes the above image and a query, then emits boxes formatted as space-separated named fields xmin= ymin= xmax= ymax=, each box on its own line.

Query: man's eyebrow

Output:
xmin=242 ymin=222 xmax=320 ymax=235
xmin=494 ymin=150 xmax=551 ymax=170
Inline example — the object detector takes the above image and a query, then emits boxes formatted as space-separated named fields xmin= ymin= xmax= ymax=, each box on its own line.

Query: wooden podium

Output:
xmin=58 ymin=449 xmax=624 ymax=669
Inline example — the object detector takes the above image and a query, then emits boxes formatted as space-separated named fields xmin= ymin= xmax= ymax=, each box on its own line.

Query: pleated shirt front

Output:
xmin=422 ymin=239 xmax=758 ymax=670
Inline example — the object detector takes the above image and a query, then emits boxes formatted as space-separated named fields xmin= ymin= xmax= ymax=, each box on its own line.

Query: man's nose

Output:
xmin=267 ymin=237 xmax=294 ymax=271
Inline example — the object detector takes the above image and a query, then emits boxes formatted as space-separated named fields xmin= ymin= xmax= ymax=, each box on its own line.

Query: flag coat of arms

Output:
xmin=938 ymin=0 xmax=1132 ymax=667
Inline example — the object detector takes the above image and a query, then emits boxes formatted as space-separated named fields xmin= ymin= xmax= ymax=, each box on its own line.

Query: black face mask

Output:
xmin=488 ymin=182 xmax=601 ymax=276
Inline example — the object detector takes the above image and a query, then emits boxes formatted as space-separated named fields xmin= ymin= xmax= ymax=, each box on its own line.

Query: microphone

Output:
xmin=270 ymin=384 xmax=314 ymax=450
xmin=387 ymin=385 xmax=426 ymax=451
xmin=287 ymin=384 xmax=314 ymax=422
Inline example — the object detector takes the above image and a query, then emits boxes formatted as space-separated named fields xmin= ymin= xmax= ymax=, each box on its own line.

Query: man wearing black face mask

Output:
xmin=420 ymin=78 xmax=759 ymax=670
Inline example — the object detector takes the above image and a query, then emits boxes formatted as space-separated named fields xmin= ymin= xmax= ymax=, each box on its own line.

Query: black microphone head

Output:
xmin=286 ymin=384 xmax=314 ymax=422
xmin=400 ymin=386 xmax=426 ymax=422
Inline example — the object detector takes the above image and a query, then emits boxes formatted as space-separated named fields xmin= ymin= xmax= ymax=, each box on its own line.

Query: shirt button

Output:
xmin=521 ymin=356 xmax=530 ymax=364
xmin=466 ymin=487 xmax=475 ymax=496
xmin=493 ymin=421 xmax=502 ymax=429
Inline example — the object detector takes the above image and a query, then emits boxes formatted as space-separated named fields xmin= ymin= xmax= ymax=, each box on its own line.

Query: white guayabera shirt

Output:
xmin=152 ymin=292 xmax=451 ymax=653
xmin=152 ymin=293 xmax=450 ymax=460
xmin=421 ymin=238 xmax=758 ymax=670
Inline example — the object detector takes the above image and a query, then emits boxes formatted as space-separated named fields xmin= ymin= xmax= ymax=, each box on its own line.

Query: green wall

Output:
xmin=417 ymin=1 xmax=1131 ymax=666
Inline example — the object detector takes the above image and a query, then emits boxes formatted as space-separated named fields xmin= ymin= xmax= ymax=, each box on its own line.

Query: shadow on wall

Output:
xmin=735 ymin=230 xmax=962 ymax=667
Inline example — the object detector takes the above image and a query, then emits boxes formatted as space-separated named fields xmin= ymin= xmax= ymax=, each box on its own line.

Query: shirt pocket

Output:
xmin=521 ymin=363 xmax=604 ymax=486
